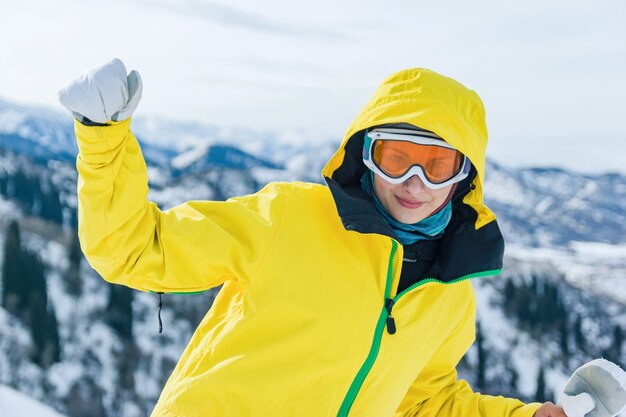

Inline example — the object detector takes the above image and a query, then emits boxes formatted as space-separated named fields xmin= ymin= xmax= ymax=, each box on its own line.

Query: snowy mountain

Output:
xmin=0 ymin=98 xmax=77 ymax=163
xmin=3 ymin=97 xmax=625 ymax=246
xmin=0 ymin=97 xmax=624 ymax=417
xmin=0 ymin=98 xmax=176 ymax=167
xmin=485 ymin=161 xmax=626 ymax=246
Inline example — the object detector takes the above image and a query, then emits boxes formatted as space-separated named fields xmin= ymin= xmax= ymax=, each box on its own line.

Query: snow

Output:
xmin=171 ymin=143 xmax=210 ymax=169
xmin=250 ymin=167 xmax=296 ymax=184
xmin=484 ymin=170 xmax=528 ymax=206
xmin=570 ymin=241 xmax=626 ymax=259
xmin=0 ymin=109 xmax=26 ymax=134
xmin=0 ymin=198 xmax=21 ymax=230
xmin=506 ymin=243 xmax=626 ymax=304
xmin=147 ymin=167 xmax=169 ymax=187
xmin=474 ymin=279 xmax=546 ymax=398
xmin=149 ymin=178 xmax=216 ymax=209
xmin=535 ymin=196 xmax=554 ymax=214
xmin=0 ymin=384 xmax=66 ymax=417
xmin=46 ymin=362 xmax=84 ymax=399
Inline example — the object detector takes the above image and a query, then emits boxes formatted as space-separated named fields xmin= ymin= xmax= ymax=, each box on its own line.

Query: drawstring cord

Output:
xmin=158 ymin=292 xmax=163 ymax=334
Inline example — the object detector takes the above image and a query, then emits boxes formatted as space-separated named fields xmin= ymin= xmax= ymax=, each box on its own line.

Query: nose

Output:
xmin=402 ymin=175 xmax=427 ymax=193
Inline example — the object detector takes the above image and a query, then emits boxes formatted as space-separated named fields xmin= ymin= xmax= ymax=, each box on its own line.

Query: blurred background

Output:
xmin=0 ymin=0 xmax=624 ymax=416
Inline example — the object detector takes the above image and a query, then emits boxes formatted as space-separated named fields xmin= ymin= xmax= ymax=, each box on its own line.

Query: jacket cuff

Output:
xmin=74 ymin=118 xmax=132 ymax=159
xmin=512 ymin=402 xmax=543 ymax=417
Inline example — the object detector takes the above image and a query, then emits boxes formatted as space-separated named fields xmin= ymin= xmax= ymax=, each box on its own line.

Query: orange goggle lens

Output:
xmin=372 ymin=140 xmax=464 ymax=183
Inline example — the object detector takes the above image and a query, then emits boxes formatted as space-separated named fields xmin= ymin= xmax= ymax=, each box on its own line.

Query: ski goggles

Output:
xmin=362 ymin=128 xmax=471 ymax=189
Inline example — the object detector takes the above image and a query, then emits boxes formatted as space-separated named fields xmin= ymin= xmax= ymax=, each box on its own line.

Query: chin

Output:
xmin=392 ymin=211 xmax=427 ymax=225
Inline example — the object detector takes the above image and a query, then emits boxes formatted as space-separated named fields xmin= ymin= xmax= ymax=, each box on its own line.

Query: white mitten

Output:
xmin=558 ymin=359 xmax=626 ymax=417
xmin=58 ymin=58 xmax=142 ymax=124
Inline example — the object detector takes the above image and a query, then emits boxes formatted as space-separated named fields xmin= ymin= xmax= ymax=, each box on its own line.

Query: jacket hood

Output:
xmin=322 ymin=68 xmax=495 ymax=230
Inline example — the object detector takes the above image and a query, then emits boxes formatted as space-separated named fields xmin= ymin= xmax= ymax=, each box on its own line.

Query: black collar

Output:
xmin=323 ymin=131 xmax=504 ymax=282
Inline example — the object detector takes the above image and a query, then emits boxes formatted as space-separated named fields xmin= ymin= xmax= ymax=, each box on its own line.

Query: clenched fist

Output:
xmin=58 ymin=58 xmax=142 ymax=124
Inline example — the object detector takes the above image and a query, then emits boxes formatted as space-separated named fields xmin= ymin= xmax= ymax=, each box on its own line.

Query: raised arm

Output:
xmin=59 ymin=59 xmax=286 ymax=293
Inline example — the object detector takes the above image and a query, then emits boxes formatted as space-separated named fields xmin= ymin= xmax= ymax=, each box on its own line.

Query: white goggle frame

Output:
xmin=363 ymin=129 xmax=471 ymax=189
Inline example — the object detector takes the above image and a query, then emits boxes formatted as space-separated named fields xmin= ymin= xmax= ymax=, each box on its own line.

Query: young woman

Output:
xmin=59 ymin=60 xmax=567 ymax=416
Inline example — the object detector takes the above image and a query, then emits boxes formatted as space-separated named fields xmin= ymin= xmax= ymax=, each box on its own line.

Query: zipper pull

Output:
xmin=385 ymin=298 xmax=396 ymax=335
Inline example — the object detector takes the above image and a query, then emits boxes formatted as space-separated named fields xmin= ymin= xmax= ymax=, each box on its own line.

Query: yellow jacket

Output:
xmin=75 ymin=68 xmax=541 ymax=417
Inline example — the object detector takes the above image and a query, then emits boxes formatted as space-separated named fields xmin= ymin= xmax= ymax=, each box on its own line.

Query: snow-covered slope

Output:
xmin=0 ymin=384 xmax=67 ymax=417
xmin=507 ymin=242 xmax=626 ymax=304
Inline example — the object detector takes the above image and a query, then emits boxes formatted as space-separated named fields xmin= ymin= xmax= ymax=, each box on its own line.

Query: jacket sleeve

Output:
xmin=395 ymin=297 xmax=542 ymax=417
xmin=74 ymin=118 xmax=286 ymax=293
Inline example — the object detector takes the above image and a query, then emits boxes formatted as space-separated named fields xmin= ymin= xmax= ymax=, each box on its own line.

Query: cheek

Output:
xmin=372 ymin=176 xmax=396 ymax=207
xmin=433 ymin=186 xmax=453 ymax=204
xmin=373 ymin=175 xmax=392 ymax=195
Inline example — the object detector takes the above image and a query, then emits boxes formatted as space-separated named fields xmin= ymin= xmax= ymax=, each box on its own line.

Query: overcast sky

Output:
xmin=1 ymin=0 xmax=625 ymax=174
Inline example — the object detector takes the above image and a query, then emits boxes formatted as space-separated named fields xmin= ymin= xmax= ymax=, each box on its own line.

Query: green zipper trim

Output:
xmin=337 ymin=240 xmax=399 ymax=417
xmin=394 ymin=268 xmax=502 ymax=301
xmin=336 ymin=248 xmax=501 ymax=416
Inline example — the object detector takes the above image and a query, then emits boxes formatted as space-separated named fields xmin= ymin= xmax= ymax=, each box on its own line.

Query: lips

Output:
xmin=395 ymin=196 xmax=425 ymax=209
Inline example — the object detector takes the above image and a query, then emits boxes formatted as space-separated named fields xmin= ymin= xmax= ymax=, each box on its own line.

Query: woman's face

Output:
xmin=373 ymin=173 xmax=453 ymax=224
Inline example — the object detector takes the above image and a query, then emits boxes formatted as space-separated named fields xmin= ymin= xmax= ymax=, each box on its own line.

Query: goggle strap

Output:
xmin=363 ymin=128 xmax=371 ymax=160
xmin=367 ymin=130 xmax=456 ymax=150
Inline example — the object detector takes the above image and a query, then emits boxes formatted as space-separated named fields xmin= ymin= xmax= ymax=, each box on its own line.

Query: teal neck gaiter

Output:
xmin=360 ymin=171 xmax=452 ymax=245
